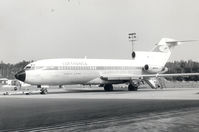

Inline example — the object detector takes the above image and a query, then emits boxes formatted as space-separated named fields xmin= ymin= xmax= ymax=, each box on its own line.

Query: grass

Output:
xmin=165 ymin=81 xmax=199 ymax=88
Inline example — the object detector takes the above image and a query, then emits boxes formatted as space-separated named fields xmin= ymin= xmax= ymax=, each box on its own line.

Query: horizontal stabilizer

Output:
xmin=166 ymin=40 xmax=198 ymax=46
xmin=166 ymin=40 xmax=197 ymax=43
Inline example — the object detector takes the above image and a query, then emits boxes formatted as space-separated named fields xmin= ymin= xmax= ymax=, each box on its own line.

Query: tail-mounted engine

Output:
xmin=143 ymin=64 xmax=168 ymax=74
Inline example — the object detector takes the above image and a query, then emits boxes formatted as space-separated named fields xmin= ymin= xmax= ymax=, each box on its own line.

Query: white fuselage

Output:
xmin=23 ymin=51 xmax=169 ymax=86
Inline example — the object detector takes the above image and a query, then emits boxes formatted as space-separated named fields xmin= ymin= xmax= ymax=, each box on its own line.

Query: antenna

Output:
xmin=128 ymin=33 xmax=136 ymax=59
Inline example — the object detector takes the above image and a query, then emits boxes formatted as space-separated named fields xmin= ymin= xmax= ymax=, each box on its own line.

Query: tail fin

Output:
xmin=153 ymin=38 xmax=197 ymax=52
xmin=151 ymin=38 xmax=197 ymax=67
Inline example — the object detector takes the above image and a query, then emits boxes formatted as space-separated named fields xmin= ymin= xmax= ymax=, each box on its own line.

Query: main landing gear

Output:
xmin=103 ymin=84 xmax=138 ymax=91
xmin=128 ymin=84 xmax=138 ymax=91
xmin=104 ymin=84 xmax=113 ymax=92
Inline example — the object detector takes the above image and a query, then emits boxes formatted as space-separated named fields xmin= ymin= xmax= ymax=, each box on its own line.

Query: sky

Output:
xmin=0 ymin=0 xmax=199 ymax=63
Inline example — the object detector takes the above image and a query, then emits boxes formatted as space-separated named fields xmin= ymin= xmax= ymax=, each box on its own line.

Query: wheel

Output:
xmin=128 ymin=84 xmax=138 ymax=91
xmin=104 ymin=84 xmax=113 ymax=91
xmin=128 ymin=84 xmax=133 ymax=91
xmin=14 ymin=87 xmax=17 ymax=91
xmin=134 ymin=86 xmax=138 ymax=91
xmin=40 ymin=88 xmax=48 ymax=94
xmin=59 ymin=85 xmax=63 ymax=88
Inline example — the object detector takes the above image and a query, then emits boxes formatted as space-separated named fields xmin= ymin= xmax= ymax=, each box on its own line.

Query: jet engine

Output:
xmin=143 ymin=64 xmax=168 ymax=74
xmin=131 ymin=51 xmax=136 ymax=59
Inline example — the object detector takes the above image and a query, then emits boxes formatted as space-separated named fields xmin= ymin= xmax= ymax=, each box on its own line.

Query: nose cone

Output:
xmin=15 ymin=70 xmax=26 ymax=82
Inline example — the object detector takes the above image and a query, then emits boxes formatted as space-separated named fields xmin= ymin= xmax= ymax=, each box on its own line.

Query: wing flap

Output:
xmin=100 ymin=75 xmax=132 ymax=81
xmin=101 ymin=73 xmax=199 ymax=81
xmin=154 ymin=73 xmax=199 ymax=77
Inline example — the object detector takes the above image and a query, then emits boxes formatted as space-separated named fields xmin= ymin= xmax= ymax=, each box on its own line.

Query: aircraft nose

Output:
xmin=15 ymin=70 xmax=26 ymax=82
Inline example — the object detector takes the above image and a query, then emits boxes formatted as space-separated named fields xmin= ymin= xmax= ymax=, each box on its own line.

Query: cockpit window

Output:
xmin=24 ymin=64 xmax=35 ymax=70
xmin=25 ymin=66 xmax=31 ymax=70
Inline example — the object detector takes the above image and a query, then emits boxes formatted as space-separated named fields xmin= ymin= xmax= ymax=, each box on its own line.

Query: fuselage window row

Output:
xmin=27 ymin=66 xmax=140 ymax=71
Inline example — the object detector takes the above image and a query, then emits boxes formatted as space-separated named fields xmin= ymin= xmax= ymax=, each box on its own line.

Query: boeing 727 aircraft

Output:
xmin=15 ymin=38 xmax=199 ymax=94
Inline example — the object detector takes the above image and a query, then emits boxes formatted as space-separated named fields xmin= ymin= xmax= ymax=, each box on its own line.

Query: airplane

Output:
xmin=15 ymin=38 xmax=199 ymax=94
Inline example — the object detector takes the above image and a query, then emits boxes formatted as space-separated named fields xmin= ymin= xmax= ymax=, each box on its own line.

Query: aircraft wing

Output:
xmin=101 ymin=73 xmax=199 ymax=81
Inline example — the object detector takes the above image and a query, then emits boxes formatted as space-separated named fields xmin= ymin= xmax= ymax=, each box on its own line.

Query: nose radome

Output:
xmin=15 ymin=70 xmax=26 ymax=82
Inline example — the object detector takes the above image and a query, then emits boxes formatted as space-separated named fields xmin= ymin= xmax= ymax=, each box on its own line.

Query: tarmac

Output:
xmin=0 ymin=87 xmax=199 ymax=131
xmin=1 ymin=87 xmax=199 ymax=100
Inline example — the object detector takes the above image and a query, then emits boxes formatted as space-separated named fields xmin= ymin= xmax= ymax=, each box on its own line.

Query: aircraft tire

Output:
xmin=14 ymin=87 xmax=17 ymax=91
xmin=104 ymin=84 xmax=113 ymax=91
xmin=128 ymin=84 xmax=138 ymax=91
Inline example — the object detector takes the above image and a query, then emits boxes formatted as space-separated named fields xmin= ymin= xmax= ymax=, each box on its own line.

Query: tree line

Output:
xmin=165 ymin=60 xmax=199 ymax=81
xmin=0 ymin=60 xmax=199 ymax=81
xmin=0 ymin=60 xmax=30 ymax=79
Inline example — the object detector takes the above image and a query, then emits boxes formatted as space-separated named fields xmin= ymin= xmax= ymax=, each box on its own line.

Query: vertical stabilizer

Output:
xmin=152 ymin=38 xmax=196 ymax=67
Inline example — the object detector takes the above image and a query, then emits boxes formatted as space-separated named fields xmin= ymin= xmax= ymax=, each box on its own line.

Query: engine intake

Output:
xmin=132 ymin=51 xmax=136 ymax=59
xmin=143 ymin=64 xmax=168 ymax=74
xmin=144 ymin=64 xmax=149 ymax=71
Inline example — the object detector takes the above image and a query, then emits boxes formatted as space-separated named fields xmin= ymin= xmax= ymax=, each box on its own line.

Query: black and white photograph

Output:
xmin=0 ymin=0 xmax=199 ymax=131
